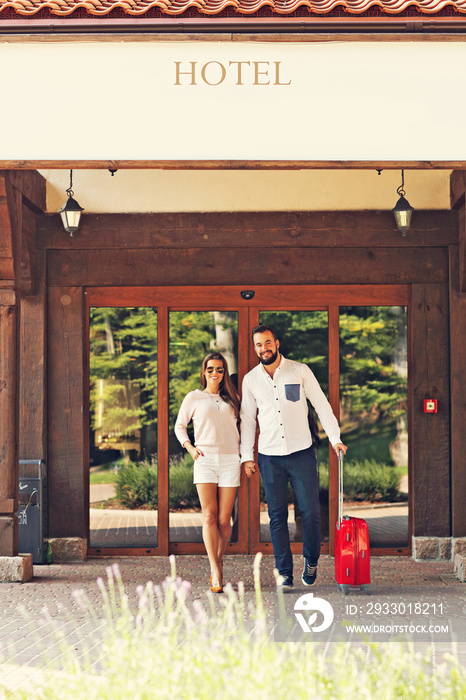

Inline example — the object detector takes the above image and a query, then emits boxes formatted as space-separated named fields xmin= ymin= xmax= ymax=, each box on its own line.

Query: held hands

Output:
xmin=242 ymin=460 xmax=256 ymax=478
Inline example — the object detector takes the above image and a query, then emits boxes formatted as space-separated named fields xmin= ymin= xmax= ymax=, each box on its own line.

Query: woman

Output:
xmin=174 ymin=352 xmax=241 ymax=593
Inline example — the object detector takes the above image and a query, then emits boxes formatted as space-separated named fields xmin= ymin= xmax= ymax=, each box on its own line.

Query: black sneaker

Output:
xmin=301 ymin=560 xmax=318 ymax=586
xmin=276 ymin=575 xmax=294 ymax=592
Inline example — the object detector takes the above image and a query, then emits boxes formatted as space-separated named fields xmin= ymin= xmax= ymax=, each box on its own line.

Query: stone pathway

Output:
xmin=89 ymin=504 xmax=409 ymax=548
xmin=0 ymin=554 xmax=464 ymax=694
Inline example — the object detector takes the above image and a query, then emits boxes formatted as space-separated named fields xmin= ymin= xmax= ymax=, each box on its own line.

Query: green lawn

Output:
xmin=90 ymin=470 xmax=118 ymax=485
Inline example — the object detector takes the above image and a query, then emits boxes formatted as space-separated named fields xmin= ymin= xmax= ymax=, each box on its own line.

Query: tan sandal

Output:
xmin=210 ymin=575 xmax=223 ymax=594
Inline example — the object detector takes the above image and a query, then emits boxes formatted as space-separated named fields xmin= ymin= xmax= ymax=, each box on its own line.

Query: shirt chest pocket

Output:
xmin=285 ymin=384 xmax=300 ymax=402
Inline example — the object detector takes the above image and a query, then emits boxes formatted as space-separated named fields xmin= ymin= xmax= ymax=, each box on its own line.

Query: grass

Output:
xmin=4 ymin=557 xmax=465 ymax=700
xmin=90 ymin=472 xmax=118 ymax=486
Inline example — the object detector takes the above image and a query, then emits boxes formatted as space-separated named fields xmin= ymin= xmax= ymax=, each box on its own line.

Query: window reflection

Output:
xmin=339 ymin=306 xmax=409 ymax=549
xmin=89 ymin=307 xmax=158 ymax=549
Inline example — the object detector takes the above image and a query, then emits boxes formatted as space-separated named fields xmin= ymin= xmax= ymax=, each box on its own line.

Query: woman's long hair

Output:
xmin=200 ymin=352 xmax=240 ymax=419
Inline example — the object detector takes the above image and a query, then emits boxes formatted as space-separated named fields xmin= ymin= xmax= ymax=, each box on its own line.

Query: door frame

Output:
xmin=85 ymin=285 xmax=411 ymax=557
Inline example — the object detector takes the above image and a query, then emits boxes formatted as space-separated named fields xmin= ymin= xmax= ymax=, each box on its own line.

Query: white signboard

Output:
xmin=0 ymin=40 xmax=465 ymax=162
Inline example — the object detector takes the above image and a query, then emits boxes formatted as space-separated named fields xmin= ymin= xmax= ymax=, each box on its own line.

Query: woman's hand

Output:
xmin=184 ymin=442 xmax=203 ymax=461
xmin=242 ymin=461 xmax=256 ymax=478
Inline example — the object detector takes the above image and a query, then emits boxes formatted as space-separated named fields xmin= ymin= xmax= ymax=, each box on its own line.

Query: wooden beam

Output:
xmin=47 ymin=247 xmax=449 ymax=288
xmin=0 ymin=171 xmax=45 ymax=295
xmin=19 ymin=250 xmax=47 ymax=460
xmin=0 ymin=289 xmax=16 ymax=305
xmin=47 ymin=287 xmax=86 ymax=538
xmin=0 ymin=259 xmax=14 ymax=279
xmin=36 ymin=210 xmax=458 ymax=251
xmin=460 ymin=205 xmax=466 ymax=294
xmin=20 ymin=205 xmax=37 ymax=296
xmin=0 ymin=302 xmax=19 ymax=556
xmin=410 ymin=284 xmax=450 ymax=537
xmin=5 ymin=180 xmax=23 ymax=291
xmin=0 ymin=177 xmax=14 ymax=280
xmin=86 ymin=284 xmax=410 ymax=308
xmin=1 ymin=160 xmax=466 ymax=171
xmin=4 ymin=32 xmax=466 ymax=46
xmin=0 ymin=173 xmax=20 ymax=557
xmin=4 ymin=175 xmax=40 ymax=296
xmin=4 ymin=170 xmax=47 ymax=214
xmin=450 ymin=169 xmax=466 ymax=210
xmin=449 ymin=244 xmax=466 ymax=537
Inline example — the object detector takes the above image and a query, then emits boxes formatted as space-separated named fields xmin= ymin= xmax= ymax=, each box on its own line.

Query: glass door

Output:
xmin=339 ymin=305 xmax=409 ymax=551
xmin=168 ymin=310 xmax=239 ymax=546
xmin=253 ymin=309 xmax=330 ymax=554
xmin=86 ymin=286 xmax=410 ymax=556
xmin=88 ymin=306 xmax=158 ymax=552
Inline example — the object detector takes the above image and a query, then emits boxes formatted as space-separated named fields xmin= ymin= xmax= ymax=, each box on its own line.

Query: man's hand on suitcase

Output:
xmin=333 ymin=442 xmax=347 ymax=456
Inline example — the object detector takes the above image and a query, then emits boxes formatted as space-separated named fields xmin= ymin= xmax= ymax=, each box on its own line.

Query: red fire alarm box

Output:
xmin=424 ymin=399 xmax=438 ymax=413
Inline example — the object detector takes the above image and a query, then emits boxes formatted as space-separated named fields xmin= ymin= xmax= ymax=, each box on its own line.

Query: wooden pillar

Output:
xmin=410 ymin=284 xmax=450 ymax=537
xmin=449 ymin=172 xmax=466 ymax=538
xmin=0 ymin=170 xmax=46 ymax=558
xmin=0 ymin=174 xmax=19 ymax=557
xmin=449 ymin=210 xmax=466 ymax=537
xmin=19 ymin=247 xmax=47 ymax=460
xmin=47 ymin=286 xmax=87 ymax=538
xmin=0 ymin=292 xmax=19 ymax=556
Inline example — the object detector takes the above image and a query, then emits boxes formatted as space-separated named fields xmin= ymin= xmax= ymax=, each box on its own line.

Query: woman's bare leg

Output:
xmin=217 ymin=487 xmax=238 ymax=571
xmin=196 ymin=483 xmax=222 ymax=587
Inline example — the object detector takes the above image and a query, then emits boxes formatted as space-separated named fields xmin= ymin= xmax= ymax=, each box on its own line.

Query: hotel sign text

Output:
xmin=174 ymin=61 xmax=291 ymax=86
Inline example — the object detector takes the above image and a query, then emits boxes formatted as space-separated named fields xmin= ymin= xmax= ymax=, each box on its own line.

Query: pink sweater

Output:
xmin=174 ymin=390 xmax=240 ymax=455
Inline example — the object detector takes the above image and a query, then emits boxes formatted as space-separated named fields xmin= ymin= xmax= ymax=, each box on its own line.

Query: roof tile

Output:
xmin=0 ymin=0 xmax=465 ymax=18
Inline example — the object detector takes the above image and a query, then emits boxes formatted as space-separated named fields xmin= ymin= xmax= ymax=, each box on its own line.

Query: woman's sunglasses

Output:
xmin=206 ymin=367 xmax=225 ymax=374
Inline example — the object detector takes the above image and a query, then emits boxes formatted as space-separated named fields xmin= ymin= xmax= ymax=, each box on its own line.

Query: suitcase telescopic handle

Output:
xmin=338 ymin=449 xmax=344 ymax=525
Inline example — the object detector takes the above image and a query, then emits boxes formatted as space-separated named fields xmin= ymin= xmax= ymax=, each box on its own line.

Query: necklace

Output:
xmin=204 ymin=390 xmax=222 ymax=410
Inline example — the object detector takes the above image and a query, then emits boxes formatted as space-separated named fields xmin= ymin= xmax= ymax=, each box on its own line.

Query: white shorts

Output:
xmin=193 ymin=453 xmax=241 ymax=488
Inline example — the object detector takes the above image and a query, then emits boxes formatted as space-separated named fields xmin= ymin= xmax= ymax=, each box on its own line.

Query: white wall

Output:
xmin=42 ymin=169 xmax=450 ymax=214
xmin=1 ymin=40 xmax=466 ymax=162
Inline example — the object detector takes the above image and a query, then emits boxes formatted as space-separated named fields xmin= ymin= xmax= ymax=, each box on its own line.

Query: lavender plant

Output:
xmin=4 ymin=556 xmax=465 ymax=700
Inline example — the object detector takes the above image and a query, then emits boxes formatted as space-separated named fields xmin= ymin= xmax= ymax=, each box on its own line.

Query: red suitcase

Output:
xmin=335 ymin=450 xmax=371 ymax=594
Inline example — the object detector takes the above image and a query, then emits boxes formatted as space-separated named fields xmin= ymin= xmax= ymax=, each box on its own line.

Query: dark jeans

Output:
xmin=258 ymin=446 xmax=320 ymax=580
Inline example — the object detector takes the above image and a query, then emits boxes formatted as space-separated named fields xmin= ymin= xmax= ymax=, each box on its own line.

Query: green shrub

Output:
xmin=168 ymin=453 xmax=200 ymax=510
xmin=115 ymin=458 xmax=158 ymax=509
xmin=318 ymin=459 xmax=400 ymax=502
xmin=114 ymin=454 xmax=200 ymax=510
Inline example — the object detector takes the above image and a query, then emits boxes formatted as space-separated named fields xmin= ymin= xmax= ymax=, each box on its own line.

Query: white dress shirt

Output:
xmin=240 ymin=355 xmax=341 ymax=462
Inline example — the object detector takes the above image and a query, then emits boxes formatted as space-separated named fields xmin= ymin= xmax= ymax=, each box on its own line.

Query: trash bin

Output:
xmin=17 ymin=459 xmax=47 ymax=564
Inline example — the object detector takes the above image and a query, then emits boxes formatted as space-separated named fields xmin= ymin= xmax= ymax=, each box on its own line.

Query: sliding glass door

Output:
xmin=87 ymin=286 xmax=410 ymax=556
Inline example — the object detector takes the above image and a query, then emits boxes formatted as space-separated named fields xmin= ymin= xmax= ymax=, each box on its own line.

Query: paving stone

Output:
xmin=454 ymin=554 xmax=465 ymax=582
xmin=48 ymin=538 xmax=87 ymax=562
xmin=439 ymin=537 xmax=452 ymax=560
xmin=413 ymin=537 xmax=439 ymax=560
xmin=0 ymin=554 xmax=33 ymax=583
xmin=453 ymin=538 xmax=466 ymax=558
xmin=0 ymin=553 xmax=465 ymax=689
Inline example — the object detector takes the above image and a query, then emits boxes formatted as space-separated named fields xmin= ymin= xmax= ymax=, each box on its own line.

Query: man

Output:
xmin=240 ymin=325 xmax=347 ymax=591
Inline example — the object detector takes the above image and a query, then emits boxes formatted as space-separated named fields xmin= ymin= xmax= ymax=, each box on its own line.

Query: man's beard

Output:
xmin=259 ymin=348 xmax=279 ymax=365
